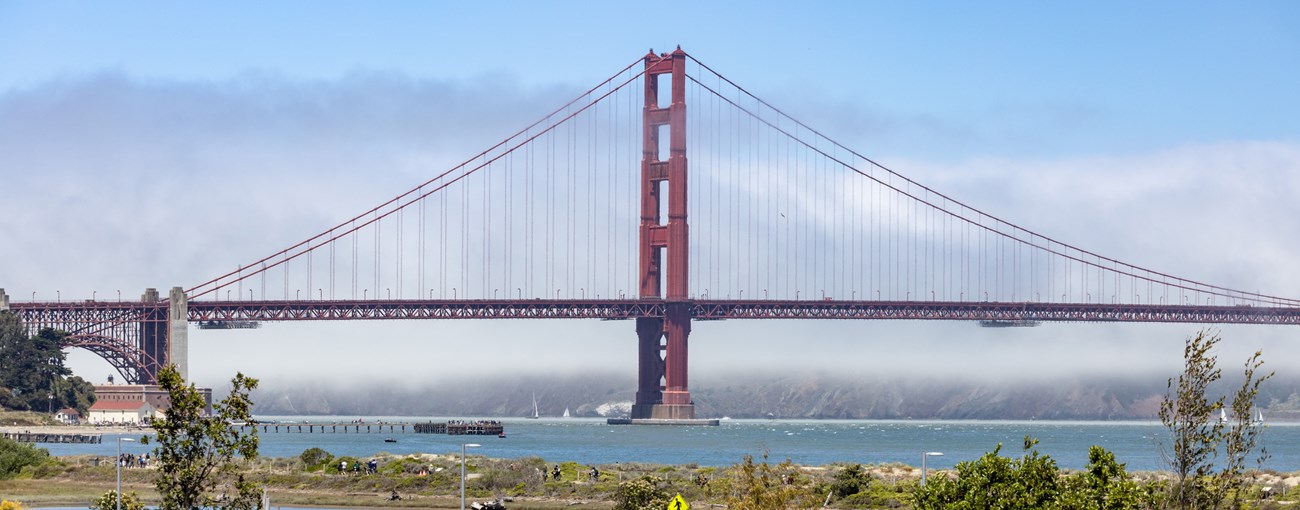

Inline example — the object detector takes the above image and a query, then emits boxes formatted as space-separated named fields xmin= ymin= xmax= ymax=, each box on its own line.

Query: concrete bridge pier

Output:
xmin=137 ymin=287 xmax=188 ymax=383
xmin=1 ymin=288 xmax=9 ymax=310
xmin=169 ymin=286 xmax=188 ymax=380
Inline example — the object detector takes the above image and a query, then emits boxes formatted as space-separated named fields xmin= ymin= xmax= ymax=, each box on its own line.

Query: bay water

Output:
xmin=42 ymin=416 xmax=1300 ymax=472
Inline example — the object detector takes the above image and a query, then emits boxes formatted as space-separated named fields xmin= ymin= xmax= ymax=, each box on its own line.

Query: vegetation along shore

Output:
xmin=3 ymin=445 xmax=1300 ymax=509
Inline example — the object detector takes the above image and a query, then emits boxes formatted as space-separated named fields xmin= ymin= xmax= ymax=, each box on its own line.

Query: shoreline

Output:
xmin=1 ymin=424 xmax=154 ymax=435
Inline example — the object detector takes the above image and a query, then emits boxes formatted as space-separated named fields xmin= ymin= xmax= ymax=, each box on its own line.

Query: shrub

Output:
xmin=613 ymin=475 xmax=671 ymax=510
xmin=911 ymin=437 xmax=1059 ymax=510
xmin=0 ymin=436 xmax=49 ymax=480
xmin=828 ymin=463 xmax=873 ymax=499
xmin=299 ymin=447 xmax=332 ymax=469
xmin=88 ymin=491 xmax=145 ymax=510
xmin=726 ymin=453 xmax=811 ymax=510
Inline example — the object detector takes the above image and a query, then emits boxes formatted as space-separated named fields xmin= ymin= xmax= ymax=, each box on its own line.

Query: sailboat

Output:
xmin=1256 ymin=410 xmax=1265 ymax=425
xmin=562 ymin=407 xmax=571 ymax=418
xmin=1219 ymin=408 xmax=1228 ymax=423
xmin=528 ymin=393 xmax=540 ymax=419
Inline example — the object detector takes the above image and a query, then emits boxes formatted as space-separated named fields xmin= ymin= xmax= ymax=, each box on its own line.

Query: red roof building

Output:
xmin=88 ymin=400 xmax=157 ymax=424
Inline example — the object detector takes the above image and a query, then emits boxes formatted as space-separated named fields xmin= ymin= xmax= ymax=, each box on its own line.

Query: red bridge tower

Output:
xmin=632 ymin=48 xmax=694 ymax=420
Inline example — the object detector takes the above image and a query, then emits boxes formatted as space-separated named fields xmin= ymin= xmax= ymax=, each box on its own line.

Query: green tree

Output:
xmin=88 ymin=491 xmax=146 ymax=510
xmin=1158 ymin=330 xmax=1272 ymax=509
xmin=1159 ymin=330 xmax=1223 ymax=508
xmin=0 ymin=312 xmax=72 ymax=411
xmin=1218 ymin=349 xmax=1273 ymax=508
xmin=912 ymin=437 xmax=1060 ymax=510
xmin=142 ymin=364 xmax=260 ymax=510
xmin=1055 ymin=446 xmax=1144 ymax=510
xmin=54 ymin=375 xmax=97 ymax=416
xmin=0 ymin=435 xmax=50 ymax=480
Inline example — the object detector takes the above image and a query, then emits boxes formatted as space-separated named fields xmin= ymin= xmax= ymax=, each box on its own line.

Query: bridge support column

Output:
xmin=630 ymin=306 xmax=694 ymax=420
xmin=657 ymin=303 xmax=693 ymax=417
xmin=0 ymin=288 xmax=9 ymax=310
xmin=168 ymin=286 xmax=188 ymax=381
xmin=631 ymin=317 xmax=664 ymax=418
xmin=134 ymin=287 xmax=187 ymax=384
xmin=139 ymin=288 xmax=167 ymax=383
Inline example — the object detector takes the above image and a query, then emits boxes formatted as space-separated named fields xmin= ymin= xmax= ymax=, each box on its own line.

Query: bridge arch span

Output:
xmin=66 ymin=333 xmax=159 ymax=385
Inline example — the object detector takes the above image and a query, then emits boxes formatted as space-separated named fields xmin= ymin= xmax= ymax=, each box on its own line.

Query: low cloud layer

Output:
xmin=2 ymin=72 xmax=1298 ymax=389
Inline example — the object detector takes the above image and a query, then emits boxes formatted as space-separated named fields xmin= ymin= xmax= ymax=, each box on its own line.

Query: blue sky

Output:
xmin=3 ymin=1 xmax=1296 ymax=159
xmin=2 ymin=1 xmax=1299 ymax=387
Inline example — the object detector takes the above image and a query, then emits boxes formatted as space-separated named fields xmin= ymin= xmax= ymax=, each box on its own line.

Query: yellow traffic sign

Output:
xmin=668 ymin=493 xmax=689 ymax=510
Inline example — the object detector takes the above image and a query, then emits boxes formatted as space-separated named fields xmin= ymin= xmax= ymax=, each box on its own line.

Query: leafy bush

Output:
xmin=613 ymin=475 xmax=671 ymax=510
xmin=88 ymin=491 xmax=145 ymax=510
xmin=912 ymin=437 xmax=1059 ymax=510
xmin=299 ymin=447 xmax=333 ymax=469
xmin=1055 ymin=445 xmax=1146 ymax=510
xmin=379 ymin=457 xmax=423 ymax=476
xmin=1 ymin=500 xmax=26 ymax=510
xmin=0 ymin=436 xmax=49 ymax=480
xmin=20 ymin=458 xmax=66 ymax=479
xmin=912 ymin=439 xmax=1153 ymax=510
xmin=841 ymin=486 xmax=909 ymax=509
xmin=828 ymin=463 xmax=873 ymax=499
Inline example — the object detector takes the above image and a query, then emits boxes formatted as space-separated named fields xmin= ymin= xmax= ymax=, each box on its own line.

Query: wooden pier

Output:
xmin=445 ymin=421 xmax=504 ymax=436
xmin=418 ymin=421 xmax=504 ymax=436
xmin=249 ymin=423 xmax=411 ymax=434
xmin=248 ymin=420 xmax=505 ymax=436
xmin=3 ymin=431 xmax=102 ymax=444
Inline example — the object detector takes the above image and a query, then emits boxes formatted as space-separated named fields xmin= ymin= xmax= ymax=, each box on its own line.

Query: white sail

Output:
xmin=1219 ymin=408 xmax=1228 ymax=423
xmin=562 ymin=407 xmax=571 ymax=418
xmin=530 ymin=393 xmax=539 ymax=419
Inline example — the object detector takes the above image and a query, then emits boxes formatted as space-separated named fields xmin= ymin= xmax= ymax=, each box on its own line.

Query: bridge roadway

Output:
xmin=11 ymin=298 xmax=1300 ymax=327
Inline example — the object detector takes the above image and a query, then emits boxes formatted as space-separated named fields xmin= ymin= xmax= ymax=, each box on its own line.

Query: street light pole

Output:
xmin=461 ymin=443 xmax=481 ymax=510
xmin=921 ymin=451 xmax=944 ymax=486
xmin=117 ymin=437 xmax=135 ymax=510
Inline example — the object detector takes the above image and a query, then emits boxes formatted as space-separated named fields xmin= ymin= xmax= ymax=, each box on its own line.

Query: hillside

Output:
xmin=246 ymin=372 xmax=1300 ymax=420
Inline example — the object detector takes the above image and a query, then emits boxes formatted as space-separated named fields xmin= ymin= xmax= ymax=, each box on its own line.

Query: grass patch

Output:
xmin=0 ymin=411 xmax=59 ymax=427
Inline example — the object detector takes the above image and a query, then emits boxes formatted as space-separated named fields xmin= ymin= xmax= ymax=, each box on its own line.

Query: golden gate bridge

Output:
xmin=5 ymin=48 xmax=1299 ymax=420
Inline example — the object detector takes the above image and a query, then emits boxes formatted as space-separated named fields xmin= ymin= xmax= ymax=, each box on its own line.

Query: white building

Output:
xmin=55 ymin=407 xmax=81 ymax=424
xmin=88 ymin=400 xmax=156 ymax=425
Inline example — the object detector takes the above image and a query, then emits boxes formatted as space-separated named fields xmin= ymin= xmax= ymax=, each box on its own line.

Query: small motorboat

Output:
xmin=384 ymin=438 xmax=397 ymax=443
xmin=498 ymin=432 xmax=507 ymax=439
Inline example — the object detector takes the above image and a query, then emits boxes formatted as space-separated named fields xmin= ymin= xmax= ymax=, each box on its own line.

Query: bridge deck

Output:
xmin=10 ymin=299 xmax=1300 ymax=326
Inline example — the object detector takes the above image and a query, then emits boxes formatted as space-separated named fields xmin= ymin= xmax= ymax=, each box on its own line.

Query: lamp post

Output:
xmin=461 ymin=443 xmax=481 ymax=510
xmin=117 ymin=437 xmax=135 ymax=510
xmin=921 ymin=451 xmax=944 ymax=486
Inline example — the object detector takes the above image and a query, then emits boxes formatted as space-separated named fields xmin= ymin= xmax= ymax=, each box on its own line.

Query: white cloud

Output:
xmin=5 ymin=73 xmax=1299 ymax=389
